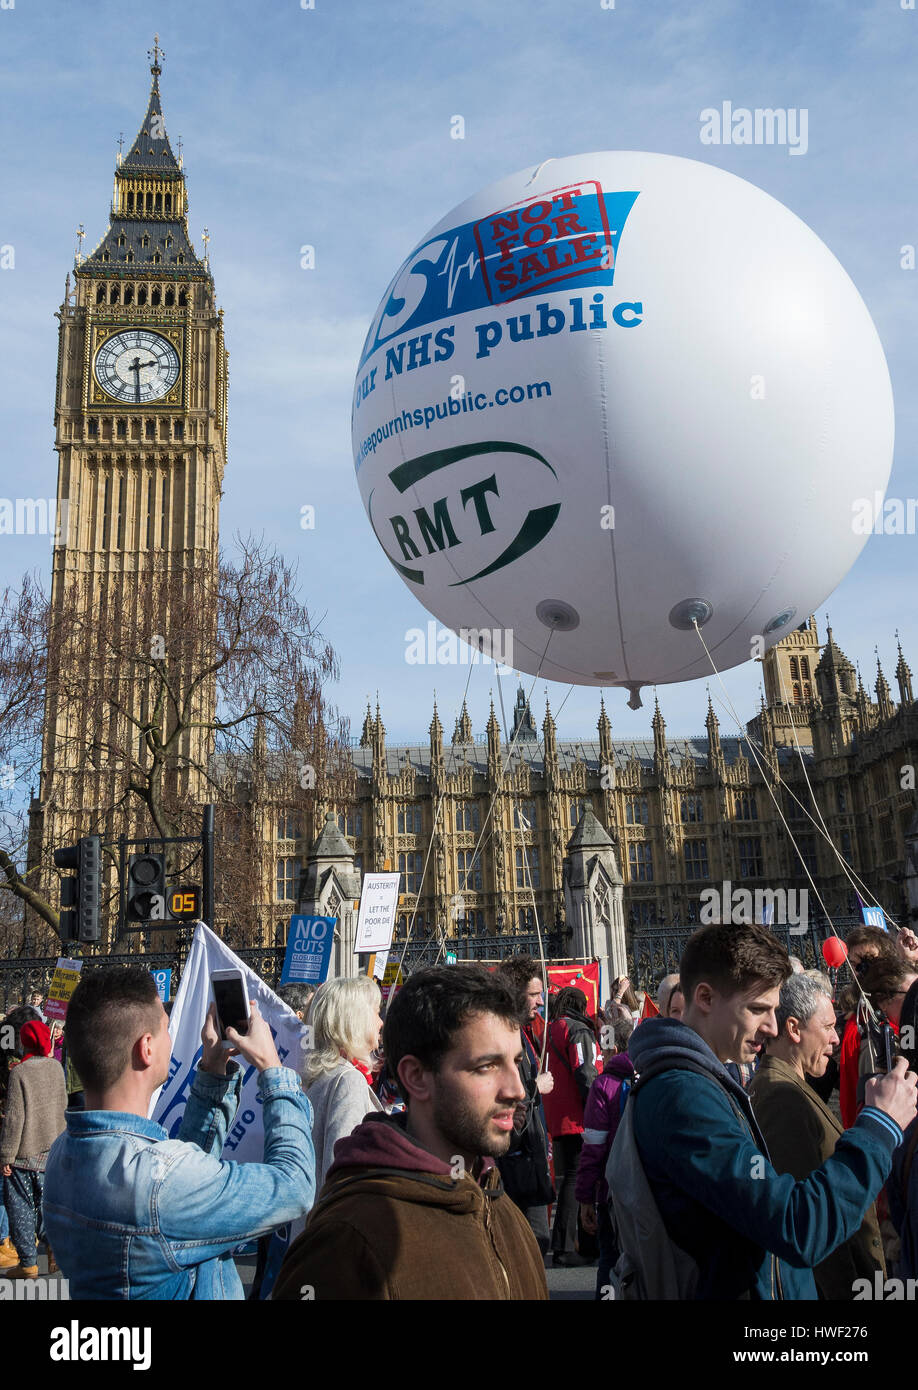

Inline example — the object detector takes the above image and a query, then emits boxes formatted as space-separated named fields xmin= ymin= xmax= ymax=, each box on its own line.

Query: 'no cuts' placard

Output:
xmin=354 ymin=872 xmax=401 ymax=954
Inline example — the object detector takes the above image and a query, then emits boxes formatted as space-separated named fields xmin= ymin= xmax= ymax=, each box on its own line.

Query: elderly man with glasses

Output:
xmin=749 ymin=972 xmax=887 ymax=1301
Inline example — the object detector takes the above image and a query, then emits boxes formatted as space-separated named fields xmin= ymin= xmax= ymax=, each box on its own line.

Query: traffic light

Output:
xmin=126 ymin=853 xmax=167 ymax=922
xmin=53 ymin=835 xmax=102 ymax=942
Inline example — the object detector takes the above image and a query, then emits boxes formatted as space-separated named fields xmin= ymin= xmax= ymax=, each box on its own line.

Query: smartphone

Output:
xmin=211 ymin=970 xmax=251 ymax=1039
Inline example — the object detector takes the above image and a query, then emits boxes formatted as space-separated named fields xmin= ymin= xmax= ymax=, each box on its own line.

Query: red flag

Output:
xmin=640 ymin=991 xmax=660 ymax=1020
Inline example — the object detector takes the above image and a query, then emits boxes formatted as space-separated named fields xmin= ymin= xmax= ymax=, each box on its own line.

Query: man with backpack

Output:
xmin=608 ymin=922 xmax=917 ymax=1299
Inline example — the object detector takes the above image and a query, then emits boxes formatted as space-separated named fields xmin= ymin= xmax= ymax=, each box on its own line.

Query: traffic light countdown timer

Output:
xmin=126 ymin=853 xmax=201 ymax=924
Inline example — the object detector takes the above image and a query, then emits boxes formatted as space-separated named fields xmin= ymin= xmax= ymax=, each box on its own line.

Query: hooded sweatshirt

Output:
xmin=272 ymin=1110 xmax=548 ymax=1301
xmin=627 ymin=1016 xmax=902 ymax=1300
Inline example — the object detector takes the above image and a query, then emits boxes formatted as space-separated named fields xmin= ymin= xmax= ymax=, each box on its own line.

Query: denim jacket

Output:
xmin=42 ymin=1064 xmax=315 ymax=1299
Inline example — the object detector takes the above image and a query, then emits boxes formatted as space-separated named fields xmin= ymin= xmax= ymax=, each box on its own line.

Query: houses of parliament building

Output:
xmin=27 ymin=47 xmax=918 ymax=959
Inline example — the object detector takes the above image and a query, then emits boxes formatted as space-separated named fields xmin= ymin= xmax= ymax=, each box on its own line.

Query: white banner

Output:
xmin=354 ymin=872 xmax=401 ymax=953
xmin=150 ymin=922 xmax=309 ymax=1163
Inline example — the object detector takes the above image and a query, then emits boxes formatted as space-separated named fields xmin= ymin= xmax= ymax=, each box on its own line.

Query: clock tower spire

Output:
xmin=31 ymin=42 xmax=228 ymax=944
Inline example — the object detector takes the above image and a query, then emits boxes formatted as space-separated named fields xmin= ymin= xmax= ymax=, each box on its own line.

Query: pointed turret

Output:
xmin=359 ymin=700 xmax=373 ymax=748
xmin=510 ymin=684 xmax=537 ymax=742
xmin=80 ymin=38 xmax=207 ymax=282
xmin=371 ymin=696 xmax=386 ymax=769
xmin=875 ymin=654 xmax=894 ymax=721
xmin=429 ymin=696 xmax=444 ymax=776
xmin=652 ymin=692 xmax=667 ymax=770
xmin=895 ymin=635 xmax=914 ymax=707
xmin=815 ymin=622 xmax=857 ymax=703
xmin=597 ymin=694 xmax=613 ymax=769
xmin=706 ymin=690 xmax=724 ymax=774
xmin=487 ymin=696 xmax=502 ymax=774
xmin=452 ymin=699 xmax=473 ymax=745
xmin=855 ymin=664 xmax=872 ymax=729
xmin=542 ymin=694 xmax=558 ymax=767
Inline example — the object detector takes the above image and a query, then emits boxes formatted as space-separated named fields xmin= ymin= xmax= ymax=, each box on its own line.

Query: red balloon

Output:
xmin=821 ymin=936 xmax=849 ymax=968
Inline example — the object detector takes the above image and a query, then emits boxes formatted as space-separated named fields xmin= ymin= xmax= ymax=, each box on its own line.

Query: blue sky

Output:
xmin=2 ymin=0 xmax=916 ymax=750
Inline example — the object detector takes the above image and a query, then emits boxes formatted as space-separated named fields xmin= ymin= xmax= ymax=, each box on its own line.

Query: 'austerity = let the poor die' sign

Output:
xmin=354 ymin=872 xmax=401 ymax=954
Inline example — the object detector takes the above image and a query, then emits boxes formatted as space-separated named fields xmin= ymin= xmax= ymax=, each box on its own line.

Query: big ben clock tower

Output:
xmin=32 ymin=39 xmax=227 ymax=940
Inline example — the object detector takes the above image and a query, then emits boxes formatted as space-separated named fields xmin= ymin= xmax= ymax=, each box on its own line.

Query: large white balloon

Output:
xmin=352 ymin=152 xmax=893 ymax=707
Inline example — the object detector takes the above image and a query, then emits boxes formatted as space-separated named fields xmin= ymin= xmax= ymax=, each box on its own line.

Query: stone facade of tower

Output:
xmin=29 ymin=48 xmax=226 ymax=944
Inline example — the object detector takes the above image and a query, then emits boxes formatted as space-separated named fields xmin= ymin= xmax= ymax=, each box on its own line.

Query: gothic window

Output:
xmin=275 ymin=857 xmax=299 ymax=901
xmin=837 ymin=786 xmax=848 ymax=813
xmin=398 ymin=852 xmax=424 ymax=893
xmin=137 ymin=286 xmax=146 ymax=304
xmin=117 ymin=419 xmax=127 ymax=438
xmin=738 ymin=836 xmax=763 ymax=878
xmin=116 ymin=477 xmax=125 ymax=547
xmin=109 ymin=285 xmax=119 ymax=304
xmin=628 ymin=842 xmax=654 ymax=882
xmin=397 ymin=804 xmax=422 ymax=834
xmin=276 ymin=814 xmax=301 ymax=841
xmin=126 ymin=252 xmax=134 ymax=264
xmin=517 ymin=907 xmax=535 ymax=931
xmin=117 ymin=234 xmax=126 ymax=247
xmin=123 ymin=285 xmax=133 ymax=305
xmin=145 ymin=419 xmax=155 ymax=439
xmin=793 ymin=835 xmax=818 ymax=875
xmin=625 ymin=796 xmax=649 ymax=825
xmin=735 ymin=792 xmax=758 ymax=821
xmin=456 ymin=850 xmax=482 ymax=892
xmin=146 ymin=192 xmax=153 ymax=212
xmin=792 ymin=683 xmax=802 ymax=703
xmin=140 ymin=235 xmax=150 ymax=248
xmin=337 ymin=809 xmax=363 ymax=837
xmin=178 ymin=289 xmax=188 ymax=306
xmin=101 ymin=476 xmax=111 ymax=548
xmin=145 ymin=476 xmax=154 ymax=548
xmin=96 ymin=285 xmax=106 ymax=304
xmin=513 ymin=799 xmax=538 ymax=830
xmin=165 ymin=288 xmax=175 ymax=306
xmin=160 ymin=476 xmax=169 ymax=546
xmin=515 ymin=847 xmax=540 ymax=888
xmin=841 ymin=830 xmax=853 ymax=864
xmin=151 ymin=286 xmax=161 ymax=304
xmin=177 ymin=253 xmax=185 ymax=264
xmin=875 ymin=764 xmax=890 ymax=798
xmin=790 ymin=657 xmax=799 ymax=680
xmin=629 ymin=900 xmax=658 ymax=927
xmin=683 ymin=840 xmax=709 ymax=880
xmin=165 ymin=234 xmax=173 ymax=247
xmin=800 ymin=658 xmax=810 ymax=679
xmin=354 ymin=854 xmax=363 ymax=876
xmin=127 ymin=192 xmax=134 ymax=212
xmin=87 ymin=418 xmax=98 ymax=436
xmin=680 ymin=795 xmax=704 ymax=823
xmin=569 ymin=799 xmax=587 ymax=826
xmin=155 ymin=193 xmax=162 ymax=212
xmin=455 ymin=802 xmax=480 ymax=833
xmin=164 ymin=195 xmax=172 ymax=214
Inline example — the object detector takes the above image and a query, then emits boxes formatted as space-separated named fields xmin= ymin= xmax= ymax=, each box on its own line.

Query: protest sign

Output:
xmin=151 ymin=967 xmax=172 ymax=1003
xmin=280 ymin=915 xmax=335 ymax=987
xmin=354 ymin=872 xmax=400 ymax=953
xmin=45 ymin=958 xmax=83 ymax=1022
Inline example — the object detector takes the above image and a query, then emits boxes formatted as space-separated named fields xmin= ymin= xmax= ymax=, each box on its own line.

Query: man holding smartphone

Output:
xmin=43 ymin=966 xmax=315 ymax=1299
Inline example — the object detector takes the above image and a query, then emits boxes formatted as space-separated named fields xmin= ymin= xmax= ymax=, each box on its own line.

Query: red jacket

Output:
xmin=542 ymin=1014 xmax=601 ymax=1138
xmin=840 ymin=1012 xmax=900 ymax=1128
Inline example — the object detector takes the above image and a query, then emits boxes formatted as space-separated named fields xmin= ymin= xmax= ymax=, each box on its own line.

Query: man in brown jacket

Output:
xmin=749 ymin=971 xmax=886 ymax=1299
xmin=273 ymin=964 xmax=549 ymax=1300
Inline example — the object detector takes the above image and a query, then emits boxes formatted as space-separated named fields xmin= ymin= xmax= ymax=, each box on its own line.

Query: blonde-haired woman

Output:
xmin=304 ymin=976 xmax=384 ymax=1191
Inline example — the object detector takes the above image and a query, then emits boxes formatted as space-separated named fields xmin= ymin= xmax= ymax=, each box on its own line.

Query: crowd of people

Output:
xmin=1 ymin=920 xmax=918 ymax=1300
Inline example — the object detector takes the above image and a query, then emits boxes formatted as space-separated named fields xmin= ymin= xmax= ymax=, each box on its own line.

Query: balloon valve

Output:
xmin=536 ymin=599 xmax=580 ymax=632
xmin=625 ymin=683 xmax=644 ymax=710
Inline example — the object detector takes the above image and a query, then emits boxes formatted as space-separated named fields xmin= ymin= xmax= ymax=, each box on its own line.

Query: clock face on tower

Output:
xmin=94 ymin=329 xmax=181 ymax=404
